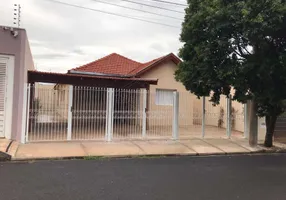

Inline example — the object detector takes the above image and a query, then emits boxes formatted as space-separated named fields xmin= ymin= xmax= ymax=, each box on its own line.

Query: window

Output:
xmin=155 ymin=89 xmax=175 ymax=106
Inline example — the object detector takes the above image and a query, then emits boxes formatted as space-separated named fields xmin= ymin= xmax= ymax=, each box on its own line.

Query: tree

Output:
xmin=176 ymin=0 xmax=286 ymax=147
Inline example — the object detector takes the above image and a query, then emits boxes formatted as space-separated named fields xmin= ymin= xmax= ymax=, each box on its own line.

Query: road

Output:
xmin=1 ymin=154 xmax=286 ymax=200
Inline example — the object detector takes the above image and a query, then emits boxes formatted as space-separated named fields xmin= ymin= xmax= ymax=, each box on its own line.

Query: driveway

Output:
xmin=1 ymin=154 xmax=286 ymax=200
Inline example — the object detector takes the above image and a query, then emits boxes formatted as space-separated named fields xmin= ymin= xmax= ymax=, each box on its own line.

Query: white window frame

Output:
xmin=155 ymin=89 xmax=175 ymax=106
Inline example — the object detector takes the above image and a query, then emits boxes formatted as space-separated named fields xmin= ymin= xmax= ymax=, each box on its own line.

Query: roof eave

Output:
xmin=28 ymin=70 xmax=158 ymax=85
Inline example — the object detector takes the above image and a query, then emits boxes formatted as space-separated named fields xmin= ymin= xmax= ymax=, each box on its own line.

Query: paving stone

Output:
xmin=180 ymin=139 xmax=224 ymax=155
xmin=133 ymin=140 xmax=196 ymax=155
xmin=205 ymin=138 xmax=250 ymax=153
xmin=82 ymin=141 xmax=144 ymax=156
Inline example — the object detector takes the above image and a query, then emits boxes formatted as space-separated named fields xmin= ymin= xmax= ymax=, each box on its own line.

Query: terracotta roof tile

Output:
xmin=71 ymin=53 xmax=180 ymax=76
xmin=128 ymin=56 xmax=164 ymax=75
xmin=72 ymin=53 xmax=142 ymax=75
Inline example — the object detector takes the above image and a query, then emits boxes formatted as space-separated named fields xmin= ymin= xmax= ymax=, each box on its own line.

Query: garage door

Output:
xmin=0 ymin=59 xmax=7 ymax=137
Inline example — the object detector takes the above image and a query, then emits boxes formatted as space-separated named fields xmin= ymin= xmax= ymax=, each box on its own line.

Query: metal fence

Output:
xmin=25 ymin=84 xmax=246 ymax=142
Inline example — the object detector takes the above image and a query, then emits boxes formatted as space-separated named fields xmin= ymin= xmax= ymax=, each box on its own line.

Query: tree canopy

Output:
xmin=176 ymin=0 xmax=286 ymax=146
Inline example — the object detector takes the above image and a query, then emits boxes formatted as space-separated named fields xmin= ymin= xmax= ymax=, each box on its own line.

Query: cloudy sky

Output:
xmin=0 ymin=0 xmax=186 ymax=72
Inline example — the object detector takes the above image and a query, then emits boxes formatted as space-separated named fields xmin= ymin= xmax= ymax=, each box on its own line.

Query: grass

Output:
xmin=136 ymin=155 xmax=167 ymax=159
xmin=84 ymin=156 xmax=106 ymax=160
xmin=83 ymin=155 xmax=167 ymax=160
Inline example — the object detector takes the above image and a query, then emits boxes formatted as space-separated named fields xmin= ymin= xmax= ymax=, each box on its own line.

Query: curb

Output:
xmin=9 ymin=150 xmax=286 ymax=162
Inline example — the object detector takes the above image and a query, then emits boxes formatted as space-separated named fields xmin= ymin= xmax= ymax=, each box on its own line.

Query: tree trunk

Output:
xmin=249 ymin=100 xmax=258 ymax=147
xmin=264 ymin=115 xmax=278 ymax=147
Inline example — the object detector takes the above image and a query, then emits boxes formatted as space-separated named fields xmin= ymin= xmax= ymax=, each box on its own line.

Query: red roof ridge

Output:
xmin=71 ymin=53 xmax=142 ymax=71
xmin=73 ymin=53 xmax=121 ymax=71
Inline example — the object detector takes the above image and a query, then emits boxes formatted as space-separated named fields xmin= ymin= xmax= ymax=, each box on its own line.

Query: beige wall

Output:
xmin=192 ymin=92 xmax=245 ymax=133
xmin=140 ymin=60 xmax=195 ymax=127
xmin=0 ymin=27 xmax=35 ymax=141
xmin=204 ymin=96 xmax=226 ymax=128
xmin=231 ymin=100 xmax=245 ymax=132
xmin=35 ymin=83 xmax=58 ymax=110
xmin=258 ymin=117 xmax=266 ymax=140
xmin=140 ymin=60 xmax=245 ymax=132
xmin=203 ymin=96 xmax=244 ymax=132
xmin=34 ymin=83 xmax=70 ymax=123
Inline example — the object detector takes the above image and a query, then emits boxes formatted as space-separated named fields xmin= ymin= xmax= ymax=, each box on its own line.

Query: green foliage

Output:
xmin=176 ymin=0 xmax=286 ymax=118
xmin=84 ymin=156 xmax=105 ymax=160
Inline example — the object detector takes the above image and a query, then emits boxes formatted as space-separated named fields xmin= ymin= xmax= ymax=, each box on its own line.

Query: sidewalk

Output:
xmin=2 ymin=137 xmax=283 ymax=161
xmin=0 ymin=139 xmax=16 ymax=161
xmin=0 ymin=139 xmax=18 ymax=159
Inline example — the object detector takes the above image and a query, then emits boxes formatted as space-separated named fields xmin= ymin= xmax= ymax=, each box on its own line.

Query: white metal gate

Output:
xmin=26 ymin=85 xmax=178 ymax=142
xmin=25 ymin=85 xmax=246 ymax=142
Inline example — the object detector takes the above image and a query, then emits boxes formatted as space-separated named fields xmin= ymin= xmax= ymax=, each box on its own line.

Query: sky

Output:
xmin=0 ymin=0 xmax=186 ymax=73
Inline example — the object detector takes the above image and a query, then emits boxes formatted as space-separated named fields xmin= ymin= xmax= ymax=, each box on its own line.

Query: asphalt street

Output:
xmin=1 ymin=154 xmax=286 ymax=200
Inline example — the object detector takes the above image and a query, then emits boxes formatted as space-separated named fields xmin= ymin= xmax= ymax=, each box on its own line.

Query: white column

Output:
xmin=202 ymin=96 xmax=206 ymax=138
xmin=172 ymin=91 xmax=179 ymax=140
xmin=67 ymin=85 xmax=73 ymax=140
xmin=226 ymin=96 xmax=232 ymax=138
xmin=105 ymin=88 xmax=114 ymax=142
xmin=142 ymin=89 xmax=147 ymax=138
xmin=21 ymin=83 xmax=31 ymax=144
xmin=110 ymin=88 xmax=114 ymax=137
xmin=105 ymin=89 xmax=109 ymax=141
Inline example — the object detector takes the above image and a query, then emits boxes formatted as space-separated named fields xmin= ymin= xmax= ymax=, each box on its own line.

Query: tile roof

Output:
xmin=127 ymin=56 xmax=163 ymax=75
xmin=71 ymin=53 xmax=180 ymax=77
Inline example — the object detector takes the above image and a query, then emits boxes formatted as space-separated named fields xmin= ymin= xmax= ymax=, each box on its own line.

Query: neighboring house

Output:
xmin=0 ymin=26 xmax=34 ymax=142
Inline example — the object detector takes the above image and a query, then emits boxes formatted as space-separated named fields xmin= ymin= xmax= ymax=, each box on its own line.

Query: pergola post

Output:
xmin=105 ymin=88 xmax=115 ymax=142
xmin=172 ymin=91 xmax=179 ymax=140
xmin=67 ymin=85 xmax=73 ymax=140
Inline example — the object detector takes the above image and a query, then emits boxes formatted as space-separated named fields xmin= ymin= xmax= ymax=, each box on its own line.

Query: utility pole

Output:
xmin=249 ymin=100 xmax=258 ymax=146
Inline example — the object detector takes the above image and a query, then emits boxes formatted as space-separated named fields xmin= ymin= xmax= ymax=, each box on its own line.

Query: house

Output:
xmin=26 ymin=52 xmax=245 ymax=142
xmin=0 ymin=26 xmax=34 ymax=142
xmin=28 ymin=53 xmax=196 ymax=141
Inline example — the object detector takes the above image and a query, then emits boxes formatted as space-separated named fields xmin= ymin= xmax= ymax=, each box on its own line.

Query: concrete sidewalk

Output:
xmin=4 ymin=137 xmax=284 ymax=161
